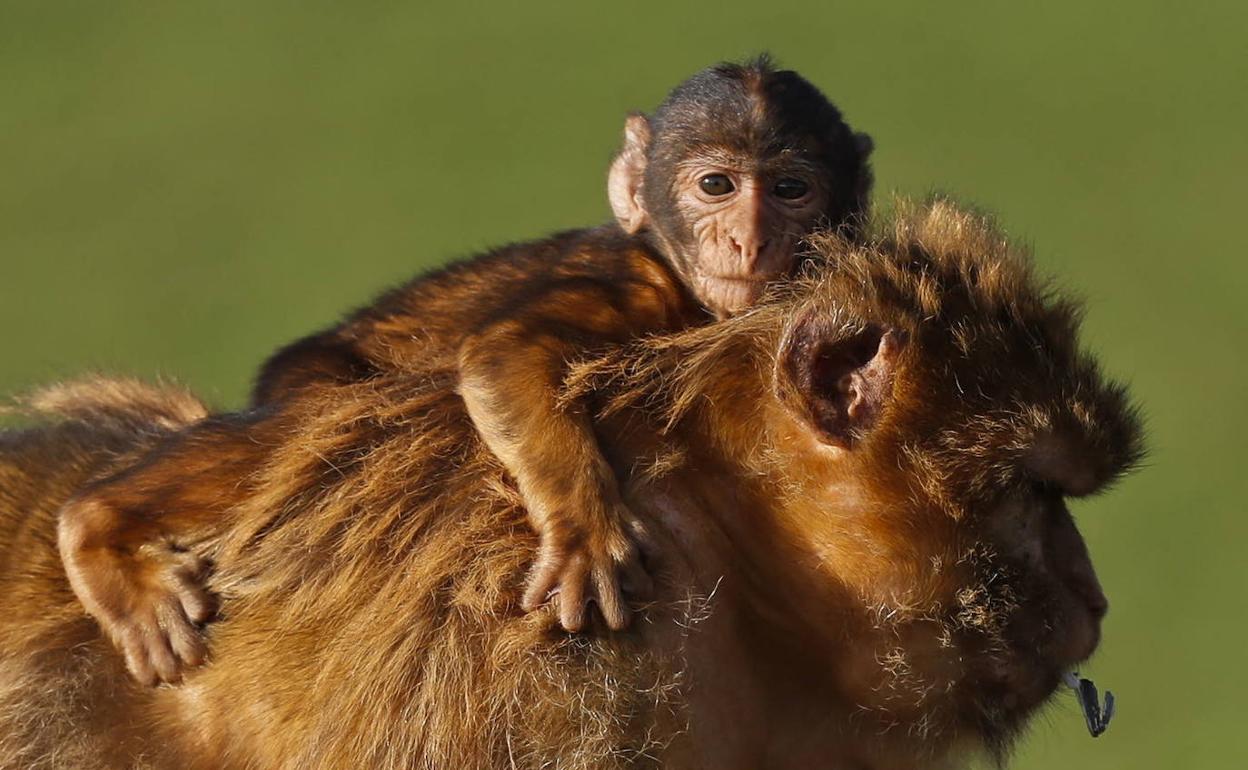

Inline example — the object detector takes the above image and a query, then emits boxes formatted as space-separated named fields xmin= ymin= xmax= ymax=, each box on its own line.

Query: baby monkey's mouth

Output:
xmin=703 ymin=272 xmax=779 ymax=283
xmin=1062 ymin=671 xmax=1115 ymax=737
xmin=695 ymin=273 xmax=782 ymax=317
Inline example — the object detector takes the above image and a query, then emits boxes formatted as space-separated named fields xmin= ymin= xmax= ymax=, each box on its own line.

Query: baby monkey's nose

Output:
xmin=731 ymin=236 xmax=770 ymax=269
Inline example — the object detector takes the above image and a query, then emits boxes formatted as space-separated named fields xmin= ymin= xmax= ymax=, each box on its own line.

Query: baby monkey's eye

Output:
xmin=773 ymin=178 xmax=810 ymax=200
xmin=699 ymin=174 xmax=735 ymax=196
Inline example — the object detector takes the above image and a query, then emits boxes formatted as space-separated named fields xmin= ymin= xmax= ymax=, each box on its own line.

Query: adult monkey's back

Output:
xmin=0 ymin=199 xmax=1142 ymax=769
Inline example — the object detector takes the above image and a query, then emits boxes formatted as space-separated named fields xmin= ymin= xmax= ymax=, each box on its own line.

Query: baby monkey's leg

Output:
xmin=57 ymin=418 xmax=262 ymax=685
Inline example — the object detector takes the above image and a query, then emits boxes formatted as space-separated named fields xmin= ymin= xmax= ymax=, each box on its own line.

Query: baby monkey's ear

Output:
xmin=777 ymin=310 xmax=905 ymax=449
xmin=608 ymin=113 xmax=651 ymax=235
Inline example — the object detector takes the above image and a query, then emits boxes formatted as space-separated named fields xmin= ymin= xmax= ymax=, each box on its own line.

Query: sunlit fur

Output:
xmin=0 ymin=198 xmax=1141 ymax=769
xmin=57 ymin=56 xmax=874 ymax=676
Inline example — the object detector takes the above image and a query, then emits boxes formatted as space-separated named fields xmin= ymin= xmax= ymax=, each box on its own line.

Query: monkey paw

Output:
xmin=521 ymin=508 xmax=654 ymax=633
xmin=100 ymin=548 xmax=217 ymax=687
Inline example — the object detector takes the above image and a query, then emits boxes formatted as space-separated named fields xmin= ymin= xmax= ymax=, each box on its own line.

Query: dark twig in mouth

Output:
xmin=1063 ymin=672 xmax=1115 ymax=737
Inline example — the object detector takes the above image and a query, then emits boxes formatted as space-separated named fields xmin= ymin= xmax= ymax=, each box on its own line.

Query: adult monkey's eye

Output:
xmin=699 ymin=174 xmax=735 ymax=196
xmin=773 ymin=178 xmax=810 ymax=200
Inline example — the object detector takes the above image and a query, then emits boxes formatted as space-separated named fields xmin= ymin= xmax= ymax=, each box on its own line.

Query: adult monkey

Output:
xmin=56 ymin=56 xmax=874 ymax=685
xmin=0 ymin=200 xmax=1142 ymax=768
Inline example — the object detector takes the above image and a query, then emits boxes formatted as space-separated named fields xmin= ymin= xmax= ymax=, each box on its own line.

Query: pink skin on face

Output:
xmin=674 ymin=158 xmax=827 ymax=317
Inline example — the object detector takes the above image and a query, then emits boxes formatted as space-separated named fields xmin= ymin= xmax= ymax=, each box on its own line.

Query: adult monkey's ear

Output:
xmin=608 ymin=113 xmax=651 ymax=235
xmin=777 ymin=308 xmax=905 ymax=449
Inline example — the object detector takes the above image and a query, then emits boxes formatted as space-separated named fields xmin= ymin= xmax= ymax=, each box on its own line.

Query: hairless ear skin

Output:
xmin=779 ymin=313 xmax=905 ymax=448
xmin=607 ymin=114 xmax=652 ymax=234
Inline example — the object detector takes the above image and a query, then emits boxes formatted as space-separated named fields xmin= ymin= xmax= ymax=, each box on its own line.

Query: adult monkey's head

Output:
xmin=609 ymin=55 xmax=874 ymax=318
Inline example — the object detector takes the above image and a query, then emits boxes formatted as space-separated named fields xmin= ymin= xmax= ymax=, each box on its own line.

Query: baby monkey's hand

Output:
xmin=521 ymin=502 xmax=653 ymax=632
xmin=103 ymin=545 xmax=216 ymax=686
xmin=59 ymin=498 xmax=217 ymax=687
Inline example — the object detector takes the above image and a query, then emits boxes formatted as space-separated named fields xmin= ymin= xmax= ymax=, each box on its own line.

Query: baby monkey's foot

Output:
xmin=522 ymin=507 xmax=654 ymax=632
xmin=101 ymin=547 xmax=217 ymax=687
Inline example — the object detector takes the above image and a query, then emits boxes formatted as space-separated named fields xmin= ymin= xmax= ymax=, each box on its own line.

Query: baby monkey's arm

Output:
xmin=60 ymin=262 xmax=689 ymax=687
xmin=458 ymin=278 xmax=682 ymax=632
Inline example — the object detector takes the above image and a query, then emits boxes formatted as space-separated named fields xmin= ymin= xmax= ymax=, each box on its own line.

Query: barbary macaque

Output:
xmin=0 ymin=200 xmax=1142 ymax=769
xmin=55 ymin=56 xmax=875 ymax=684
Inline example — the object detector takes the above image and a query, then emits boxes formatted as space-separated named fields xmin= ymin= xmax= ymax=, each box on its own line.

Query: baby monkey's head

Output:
xmin=608 ymin=55 xmax=874 ymax=317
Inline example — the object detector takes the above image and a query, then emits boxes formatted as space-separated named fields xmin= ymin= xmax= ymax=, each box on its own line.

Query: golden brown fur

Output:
xmin=0 ymin=199 xmax=1142 ymax=769
xmin=0 ymin=378 xmax=207 ymax=769
xmin=58 ymin=58 xmax=876 ymax=663
xmin=56 ymin=230 xmax=708 ymax=683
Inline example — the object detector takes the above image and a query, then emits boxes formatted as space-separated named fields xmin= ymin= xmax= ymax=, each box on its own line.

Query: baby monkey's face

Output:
xmin=672 ymin=150 xmax=828 ymax=317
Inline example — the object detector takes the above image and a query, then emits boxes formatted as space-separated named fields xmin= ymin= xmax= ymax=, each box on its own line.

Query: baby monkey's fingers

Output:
xmin=159 ymin=600 xmax=209 ymax=670
xmin=167 ymin=563 xmax=217 ymax=626
xmin=523 ymin=505 xmax=656 ymax=632
xmin=521 ymin=541 xmax=565 ymax=614
xmin=118 ymin=624 xmax=167 ymax=687
xmin=116 ymin=612 xmax=185 ymax=687
xmin=591 ymin=562 xmax=630 ymax=631
xmin=107 ymin=550 xmax=217 ymax=686
xmin=523 ymin=543 xmax=631 ymax=632
xmin=555 ymin=554 xmax=591 ymax=633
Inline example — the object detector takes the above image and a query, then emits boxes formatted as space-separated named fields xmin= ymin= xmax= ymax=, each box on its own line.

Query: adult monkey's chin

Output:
xmin=997 ymin=588 xmax=1107 ymax=713
xmin=966 ymin=638 xmax=1107 ymax=750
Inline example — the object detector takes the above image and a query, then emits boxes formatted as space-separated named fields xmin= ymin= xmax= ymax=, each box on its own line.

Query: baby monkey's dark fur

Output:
xmin=56 ymin=57 xmax=874 ymax=685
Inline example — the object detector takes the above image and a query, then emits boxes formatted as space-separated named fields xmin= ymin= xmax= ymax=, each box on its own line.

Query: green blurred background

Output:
xmin=2 ymin=2 xmax=1243 ymax=766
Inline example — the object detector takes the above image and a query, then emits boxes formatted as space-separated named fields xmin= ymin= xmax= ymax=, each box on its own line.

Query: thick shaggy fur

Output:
xmin=0 ymin=199 xmax=1142 ymax=769
xmin=0 ymin=379 xmax=208 ymax=769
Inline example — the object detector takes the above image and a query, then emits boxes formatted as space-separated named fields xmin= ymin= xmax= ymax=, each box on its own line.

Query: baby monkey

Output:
xmin=58 ymin=57 xmax=874 ymax=684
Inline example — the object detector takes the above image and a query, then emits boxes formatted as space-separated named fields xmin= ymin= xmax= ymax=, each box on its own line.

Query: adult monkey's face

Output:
xmin=608 ymin=58 xmax=873 ymax=318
